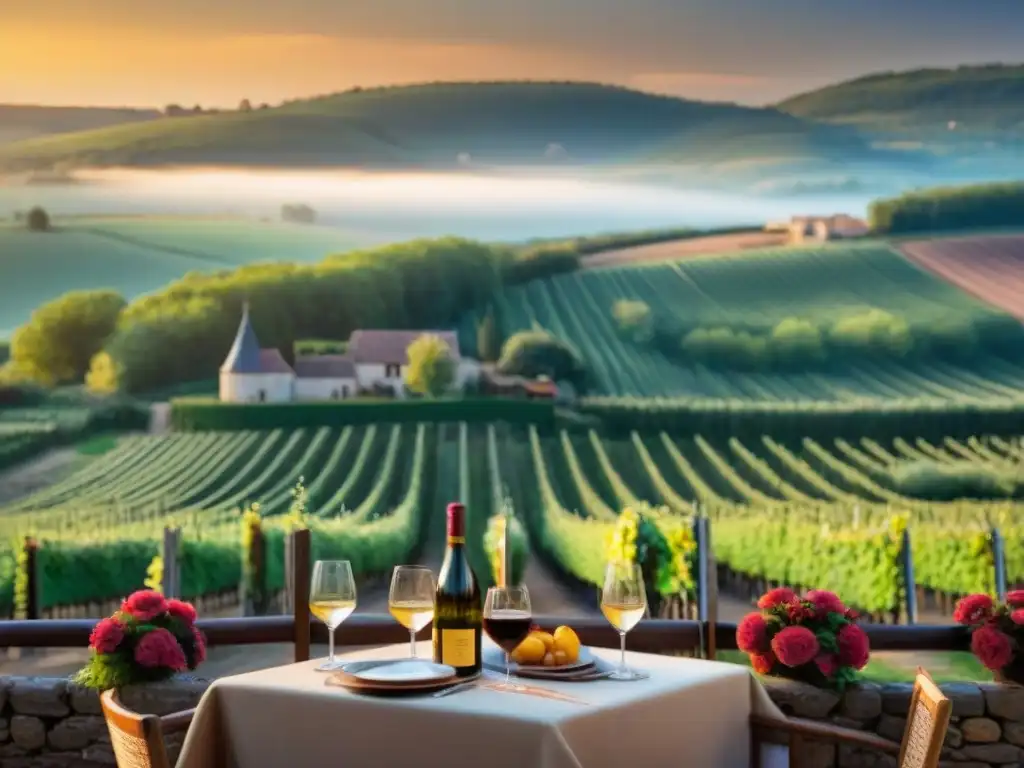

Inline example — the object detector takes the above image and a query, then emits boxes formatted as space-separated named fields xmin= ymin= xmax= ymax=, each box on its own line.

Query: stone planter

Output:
xmin=994 ymin=656 xmax=1024 ymax=687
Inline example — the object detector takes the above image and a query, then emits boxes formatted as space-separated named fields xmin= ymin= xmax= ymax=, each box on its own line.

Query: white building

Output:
xmin=218 ymin=306 xmax=477 ymax=403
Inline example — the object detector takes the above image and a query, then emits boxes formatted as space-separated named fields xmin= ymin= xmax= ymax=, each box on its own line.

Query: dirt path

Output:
xmin=0 ymin=447 xmax=84 ymax=506
xmin=582 ymin=231 xmax=788 ymax=269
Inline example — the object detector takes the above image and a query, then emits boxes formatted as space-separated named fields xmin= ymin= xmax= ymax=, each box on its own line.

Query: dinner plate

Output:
xmin=483 ymin=645 xmax=596 ymax=674
xmin=345 ymin=659 xmax=456 ymax=684
xmin=326 ymin=668 xmax=478 ymax=696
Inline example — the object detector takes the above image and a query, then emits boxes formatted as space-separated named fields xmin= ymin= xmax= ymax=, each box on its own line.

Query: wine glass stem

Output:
xmin=505 ymin=652 xmax=511 ymax=685
xmin=328 ymin=626 xmax=335 ymax=666
xmin=619 ymin=630 xmax=627 ymax=673
xmin=409 ymin=629 xmax=417 ymax=659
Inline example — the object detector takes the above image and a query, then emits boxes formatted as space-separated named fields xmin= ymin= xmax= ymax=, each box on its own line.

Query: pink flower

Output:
xmin=1011 ymin=609 xmax=1024 ymax=626
xmin=758 ymin=587 xmax=798 ymax=611
xmin=89 ymin=618 xmax=125 ymax=654
xmin=806 ymin=590 xmax=846 ymax=616
xmin=953 ymin=594 xmax=994 ymax=626
xmin=837 ymin=624 xmax=870 ymax=670
xmin=133 ymin=628 xmax=187 ymax=671
xmin=771 ymin=626 xmax=820 ymax=668
xmin=190 ymin=627 xmax=207 ymax=667
xmin=166 ymin=599 xmax=197 ymax=626
xmin=1007 ymin=590 xmax=1024 ymax=608
xmin=121 ymin=590 xmax=168 ymax=622
xmin=971 ymin=625 xmax=1014 ymax=671
xmin=787 ymin=602 xmax=814 ymax=624
xmin=815 ymin=654 xmax=840 ymax=678
xmin=751 ymin=653 xmax=775 ymax=675
xmin=737 ymin=613 xmax=770 ymax=654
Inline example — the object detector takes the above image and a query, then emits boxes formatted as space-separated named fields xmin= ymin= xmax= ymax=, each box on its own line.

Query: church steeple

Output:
xmin=220 ymin=302 xmax=263 ymax=373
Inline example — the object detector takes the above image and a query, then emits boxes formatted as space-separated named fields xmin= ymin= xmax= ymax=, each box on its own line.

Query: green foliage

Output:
xmin=870 ymin=181 xmax=1024 ymax=235
xmin=143 ymin=555 xmax=163 ymax=593
xmin=11 ymin=290 xmax=125 ymax=385
xmin=612 ymin=300 xmax=654 ymax=343
xmin=497 ymin=329 xmax=585 ymax=384
xmin=605 ymin=504 xmax=696 ymax=599
xmin=404 ymin=334 xmax=456 ymax=397
xmin=890 ymin=461 xmax=1019 ymax=501
xmin=770 ymin=317 xmax=825 ymax=365
xmin=26 ymin=206 xmax=50 ymax=232
xmin=682 ymin=327 xmax=768 ymax=370
xmin=829 ymin=309 xmax=912 ymax=358
xmin=476 ymin=307 xmax=500 ymax=363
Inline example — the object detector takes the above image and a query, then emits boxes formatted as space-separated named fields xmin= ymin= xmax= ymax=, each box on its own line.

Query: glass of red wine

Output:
xmin=482 ymin=586 xmax=532 ymax=690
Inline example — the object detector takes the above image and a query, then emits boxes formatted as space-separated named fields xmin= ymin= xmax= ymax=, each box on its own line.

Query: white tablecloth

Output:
xmin=178 ymin=640 xmax=782 ymax=768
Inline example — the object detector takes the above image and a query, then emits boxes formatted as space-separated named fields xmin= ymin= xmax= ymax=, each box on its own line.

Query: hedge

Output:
xmin=869 ymin=181 xmax=1024 ymax=235
xmin=171 ymin=397 xmax=557 ymax=431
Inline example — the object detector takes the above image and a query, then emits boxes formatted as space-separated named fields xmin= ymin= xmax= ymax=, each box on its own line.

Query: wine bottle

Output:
xmin=433 ymin=502 xmax=482 ymax=677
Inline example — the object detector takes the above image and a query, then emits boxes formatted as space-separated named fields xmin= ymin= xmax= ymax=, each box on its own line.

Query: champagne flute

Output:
xmin=309 ymin=560 xmax=357 ymax=671
xmin=482 ymin=585 xmax=532 ymax=690
xmin=388 ymin=565 xmax=435 ymax=659
xmin=601 ymin=561 xmax=649 ymax=681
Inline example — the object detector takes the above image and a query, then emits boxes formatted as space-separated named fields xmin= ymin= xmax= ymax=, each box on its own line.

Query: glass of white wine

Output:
xmin=388 ymin=565 xmax=435 ymax=659
xmin=309 ymin=560 xmax=357 ymax=671
xmin=600 ymin=561 xmax=649 ymax=681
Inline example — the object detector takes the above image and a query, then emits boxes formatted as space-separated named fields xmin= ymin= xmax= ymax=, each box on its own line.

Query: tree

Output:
xmin=26 ymin=206 xmax=50 ymax=232
xmin=497 ymin=329 xmax=584 ymax=384
xmin=10 ymin=290 xmax=126 ymax=385
xmin=238 ymin=99 xmax=253 ymax=112
xmin=612 ymin=299 xmax=653 ymax=343
xmin=476 ymin=306 xmax=500 ymax=362
xmin=405 ymin=334 xmax=456 ymax=397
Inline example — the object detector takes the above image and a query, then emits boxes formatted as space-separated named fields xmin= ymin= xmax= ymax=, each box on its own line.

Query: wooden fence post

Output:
xmin=284 ymin=533 xmax=294 ymax=615
xmin=25 ymin=537 xmax=40 ymax=621
xmin=694 ymin=517 xmax=717 ymax=660
xmin=901 ymin=528 xmax=918 ymax=625
xmin=242 ymin=521 xmax=266 ymax=617
xmin=161 ymin=527 xmax=181 ymax=599
xmin=992 ymin=528 xmax=1008 ymax=603
xmin=291 ymin=529 xmax=311 ymax=663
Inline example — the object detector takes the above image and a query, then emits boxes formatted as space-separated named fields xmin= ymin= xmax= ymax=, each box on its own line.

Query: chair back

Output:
xmin=100 ymin=689 xmax=174 ymax=768
xmin=897 ymin=670 xmax=952 ymax=768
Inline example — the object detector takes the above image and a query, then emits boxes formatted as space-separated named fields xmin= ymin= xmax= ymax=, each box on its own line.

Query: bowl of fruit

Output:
xmin=482 ymin=624 xmax=596 ymax=679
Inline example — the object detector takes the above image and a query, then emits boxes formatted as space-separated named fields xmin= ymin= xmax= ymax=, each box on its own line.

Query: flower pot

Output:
xmin=117 ymin=675 xmax=211 ymax=716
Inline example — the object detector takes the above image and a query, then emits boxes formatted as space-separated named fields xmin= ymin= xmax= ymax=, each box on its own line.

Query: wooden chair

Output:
xmin=100 ymin=689 xmax=196 ymax=768
xmin=752 ymin=670 xmax=952 ymax=768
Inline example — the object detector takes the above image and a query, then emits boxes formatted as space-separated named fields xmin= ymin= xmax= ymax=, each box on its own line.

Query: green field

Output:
xmin=0 ymin=217 xmax=375 ymax=335
xmin=463 ymin=240 xmax=1024 ymax=401
xmin=2 ymin=422 xmax=1020 ymax=614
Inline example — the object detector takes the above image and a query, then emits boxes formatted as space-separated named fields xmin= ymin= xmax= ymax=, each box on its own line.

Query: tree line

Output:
xmin=869 ymin=181 xmax=1024 ymax=234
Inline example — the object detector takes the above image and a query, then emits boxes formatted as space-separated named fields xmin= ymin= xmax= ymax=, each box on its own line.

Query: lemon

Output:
xmin=552 ymin=625 xmax=581 ymax=663
xmin=553 ymin=649 xmax=568 ymax=666
xmin=532 ymin=631 xmax=556 ymax=652
xmin=511 ymin=635 xmax=546 ymax=665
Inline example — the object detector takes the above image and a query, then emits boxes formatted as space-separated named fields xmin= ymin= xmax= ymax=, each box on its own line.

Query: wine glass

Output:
xmin=482 ymin=585 xmax=532 ymax=690
xmin=309 ymin=560 xmax=357 ymax=671
xmin=388 ymin=565 xmax=435 ymax=659
xmin=600 ymin=561 xmax=649 ymax=681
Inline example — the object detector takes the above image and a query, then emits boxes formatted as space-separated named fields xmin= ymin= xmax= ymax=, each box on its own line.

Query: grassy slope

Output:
xmin=0 ymin=218 xmax=372 ymax=336
xmin=0 ymin=82 xmax=879 ymax=173
xmin=777 ymin=63 xmax=1024 ymax=138
xmin=0 ymin=105 xmax=160 ymax=146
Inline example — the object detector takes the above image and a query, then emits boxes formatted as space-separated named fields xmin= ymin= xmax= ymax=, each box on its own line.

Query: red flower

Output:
xmin=758 ymin=587 xmax=797 ymax=610
xmin=1011 ymin=609 xmax=1024 ymax=626
xmin=191 ymin=627 xmax=207 ymax=666
xmin=837 ymin=624 xmax=870 ymax=670
xmin=166 ymin=599 xmax=197 ymax=626
xmin=89 ymin=618 xmax=125 ymax=654
xmin=971 ymin=625 xmax=1014 ymax=671
xmin=771 ymin=626 xmax=820 ymax=667
xmin=134 ymin=628 xmax=187 ymax=671
xmin=806 ymin=590 xmax=846 ymax=616
xmin=815 ymin=654 xmax=840 ymax=679
xmin=1008 ymin=590 xmax=1024 ymax=608
xmin=844 ymin=608 xmax=860 ymax=621
xmin=953 ymin=594 xmax=994 ymax=626
xmin=751 ymin=653 xmax=775 ymax=675
xmin=787 ymin=602 xmax=814 ymax=624
xmin=121 ymin=590 xmax=168 ymax=622
xmin=737 ymin=613 xmax=770 ymax=654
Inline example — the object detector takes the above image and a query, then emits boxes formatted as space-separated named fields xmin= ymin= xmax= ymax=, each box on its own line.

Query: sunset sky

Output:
xmin=4 ymin=0 xmax=1023 ymax=108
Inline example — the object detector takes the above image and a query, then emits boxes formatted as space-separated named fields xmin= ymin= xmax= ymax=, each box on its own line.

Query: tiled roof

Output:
xmin=220 ymin=304 xmax=263 ymax=374
xmin=258 ymin=349 xmax=294 ymax=375
xmin=349 ymin=330 xmax=461 ymax=365
xmin=294 ymin=355 xmax=355 ymax=378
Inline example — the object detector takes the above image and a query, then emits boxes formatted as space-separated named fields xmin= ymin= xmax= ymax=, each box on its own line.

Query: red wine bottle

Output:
xmin=432 ymin=502 xmax=482 ymax=677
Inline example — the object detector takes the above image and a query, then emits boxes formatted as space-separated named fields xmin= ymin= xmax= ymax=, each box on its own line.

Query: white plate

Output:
xmin=345 ymin=659 xmax=456 ymax=683
xmin=484 ymin=645 xmax=596 ymax=673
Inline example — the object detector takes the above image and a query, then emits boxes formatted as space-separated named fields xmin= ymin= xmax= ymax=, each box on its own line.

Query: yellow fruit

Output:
xmin=552 ymin=626 xmax=581 ymax=663
xmin=542 ymin=652 xmax=556 ymax=667
xmin=532 ymin=631 xmax=556 ymax=651
xmin=553 ymin=650 xmax=568 ymax=666
xmin=511 ymin=636 xmax=546 ymax=665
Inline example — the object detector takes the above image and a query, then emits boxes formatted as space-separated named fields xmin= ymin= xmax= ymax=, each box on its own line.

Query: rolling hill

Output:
xmin=0 ymin=82 xmax=890 ymax=175
xmin=777 ymin=63 xmax=1024 ymax=139
xmin=0 ymin=105 xmax=159 ymax=147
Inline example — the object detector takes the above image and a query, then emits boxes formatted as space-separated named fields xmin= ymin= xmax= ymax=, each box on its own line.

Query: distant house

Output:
xmin=218 ymin=306 xmax=477 ymax=403
xmin=480 ymin=369 xmax=559 ymax=400
xmin=788 ymin=214 xmax=869 ymax=244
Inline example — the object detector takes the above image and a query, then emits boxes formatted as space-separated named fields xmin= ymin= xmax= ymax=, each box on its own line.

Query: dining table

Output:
xmin=177 ymin=639 xmax=784 ymax=768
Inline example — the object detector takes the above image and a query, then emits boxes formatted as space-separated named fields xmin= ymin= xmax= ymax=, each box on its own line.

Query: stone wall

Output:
xmin=763 ymin=677 xmax=1024 ymax=768
xmin=0 ymin=676 xmax=210 ymax=768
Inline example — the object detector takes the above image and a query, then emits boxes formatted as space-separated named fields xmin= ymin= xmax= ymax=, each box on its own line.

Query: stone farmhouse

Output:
xmin=219 ymin=305 xmax=477 ymax=403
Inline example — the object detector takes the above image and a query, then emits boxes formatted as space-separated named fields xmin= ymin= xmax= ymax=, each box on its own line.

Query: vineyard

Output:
xmin=462 ymin=241 xmax=1024 ymax=401
xmin=0 ymin=405 xmax=144 ymax=471
xmin=2 ymin=424 xmax=1021 ymax=617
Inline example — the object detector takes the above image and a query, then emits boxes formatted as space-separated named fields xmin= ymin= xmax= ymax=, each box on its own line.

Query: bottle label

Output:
xmin=447 ymin=536 xmax=465 ymax=545
xmin=440 ymin=629 xmax=476 ymax=668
